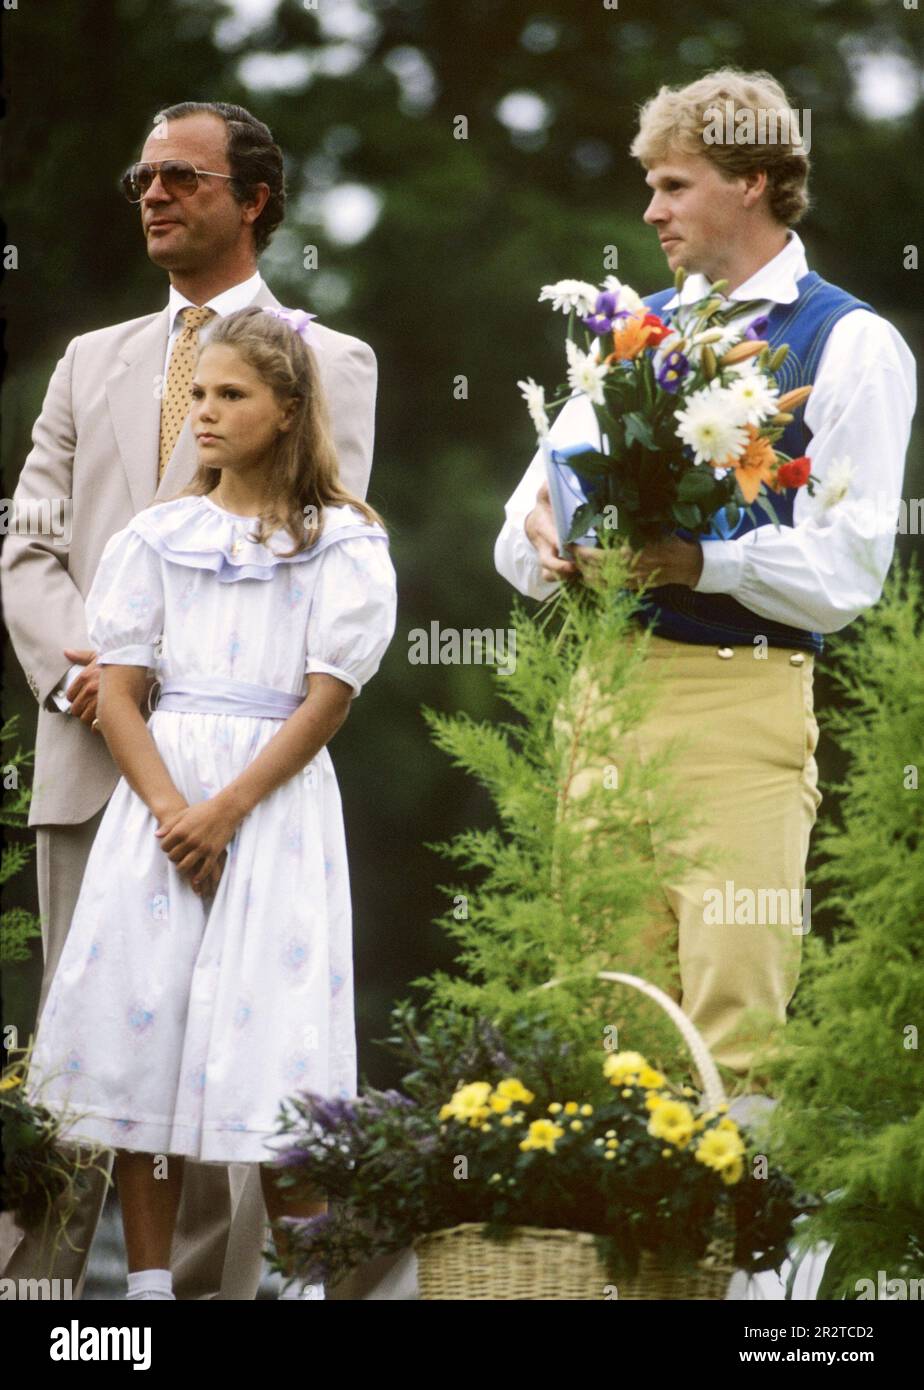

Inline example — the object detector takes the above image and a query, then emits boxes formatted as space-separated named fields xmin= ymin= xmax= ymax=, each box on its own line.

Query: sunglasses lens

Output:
xmin=122 ymin=161 xmax=199 ymax=201
xmin=122 ymin=165 xmax=149 ymax=201
xmin=161 ymin=160 xmax=199 ymax=196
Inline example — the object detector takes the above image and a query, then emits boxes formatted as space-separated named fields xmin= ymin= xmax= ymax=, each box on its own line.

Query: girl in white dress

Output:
xmin=25 ymin=304 xmax=397 ymax=1300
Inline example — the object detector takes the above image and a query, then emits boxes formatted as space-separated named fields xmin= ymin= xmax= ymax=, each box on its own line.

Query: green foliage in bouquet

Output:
xmin=417 ymin=541 xmax=721 ymax=1091
xmin=0 ymin=715 xmax=43 ymax=964
xmin=266 ymin=1002 xmax=813 ymax=1290
xmin=755 ymin=559 xmax=924 ymax=1298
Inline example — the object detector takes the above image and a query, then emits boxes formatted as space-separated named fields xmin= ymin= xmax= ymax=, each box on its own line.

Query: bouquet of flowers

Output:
xmin=266 ymin=1006 xmax=814 ymax=1290
xmin=519 ymin=268 xmax=827 ymax=551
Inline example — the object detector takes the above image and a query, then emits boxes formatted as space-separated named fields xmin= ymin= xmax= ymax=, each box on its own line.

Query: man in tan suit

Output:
xmin=0 ymin=100 xmax=377 ymax=1300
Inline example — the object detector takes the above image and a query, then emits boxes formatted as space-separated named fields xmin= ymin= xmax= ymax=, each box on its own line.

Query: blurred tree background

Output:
xmin=2 ymin=0 xmax=921 ymax=1088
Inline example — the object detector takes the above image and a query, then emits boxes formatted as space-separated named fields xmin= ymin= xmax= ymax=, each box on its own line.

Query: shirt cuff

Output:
xmin=46 ymin=661 xmax=87 ymax=713
xmin=692 ymin=538 xmax=745 ymax=596
xmin=506 ymin=524 xmax=560 ymax=602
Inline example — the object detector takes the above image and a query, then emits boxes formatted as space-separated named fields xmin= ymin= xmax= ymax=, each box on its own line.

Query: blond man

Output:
xmin=495 ymin=69 xmax=915 ymax=1096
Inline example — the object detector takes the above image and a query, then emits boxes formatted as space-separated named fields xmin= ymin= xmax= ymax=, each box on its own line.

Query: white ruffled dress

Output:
xmin=26 ymin=494 xmax=397 ymax=1164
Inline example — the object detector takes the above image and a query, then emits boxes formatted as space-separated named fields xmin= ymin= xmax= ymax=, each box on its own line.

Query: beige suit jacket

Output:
xmin=0 ymin=280 xmax=377 ymax=826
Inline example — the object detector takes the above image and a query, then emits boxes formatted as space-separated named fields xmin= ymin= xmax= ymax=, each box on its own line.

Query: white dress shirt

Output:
xmin=494 ymin=231 xmax=917 ymax=635
xmin=51 ymin=270 xmax=266 ymax=713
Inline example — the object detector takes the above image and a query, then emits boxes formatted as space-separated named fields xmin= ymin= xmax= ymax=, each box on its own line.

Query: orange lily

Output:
xmin=605 ymin=310 xmax=665 ymax=363
xmin=718 ymin=424 xmax=778 ymax=503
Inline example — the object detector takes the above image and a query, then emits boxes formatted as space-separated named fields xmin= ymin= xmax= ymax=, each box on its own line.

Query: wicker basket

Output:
xmin=415 ymin=1223 xmax=735 ymax=1300
xmin=413 ymin=970 xmax=738 ymax=1300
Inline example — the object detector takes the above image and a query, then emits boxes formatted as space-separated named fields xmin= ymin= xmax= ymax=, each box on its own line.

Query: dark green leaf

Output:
xmin=565 ymin=503 xmax=603 ymax=542
xmin=624 ymin=413 xmax=657 ymax=451
xmin=671 ymin=503 xmax=702 ymax=528
xmin=676 ymin=469 xmax=718 ymax=503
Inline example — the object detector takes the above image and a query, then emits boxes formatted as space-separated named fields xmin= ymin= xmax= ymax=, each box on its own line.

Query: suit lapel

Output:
xmin=105 ymin=282 xmax=283 ymax=514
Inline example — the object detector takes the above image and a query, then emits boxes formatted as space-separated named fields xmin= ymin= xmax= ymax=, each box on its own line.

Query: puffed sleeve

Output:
xmin=85 ymin=523 xmax=165 ymax=669
xmin=305 ymin=533 xmax=397 ymax=697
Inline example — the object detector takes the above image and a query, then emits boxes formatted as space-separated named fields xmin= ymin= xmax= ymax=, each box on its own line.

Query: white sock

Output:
xmin=126 ymin=1268 xmax=175 ymax=1300
xmin=278 ymin=1277 xmax=325 ymax=1300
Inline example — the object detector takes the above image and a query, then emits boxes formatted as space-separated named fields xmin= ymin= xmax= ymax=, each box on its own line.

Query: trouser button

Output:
xmin=716 ymin=646 xmax=735 ymax=660
xmin=789 ymin=652 xmax=805 ymax=666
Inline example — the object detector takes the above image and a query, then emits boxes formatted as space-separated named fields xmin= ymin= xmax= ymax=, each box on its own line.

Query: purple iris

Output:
xmin=581 ymin=290 xmax=632 ymax=335
xmin=657 ymin=348 xmax=690 ymax=393
xmin=745 ymin=314 xmax=770 ymax=340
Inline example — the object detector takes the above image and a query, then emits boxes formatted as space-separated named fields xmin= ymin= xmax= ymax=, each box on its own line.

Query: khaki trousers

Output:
xmin=563 ymin=633 xmax=822 ymax=1090
xmin=0 ymin=808 xmax=268 ymax=1300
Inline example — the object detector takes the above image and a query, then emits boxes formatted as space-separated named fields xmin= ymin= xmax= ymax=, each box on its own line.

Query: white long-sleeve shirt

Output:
xmin=494 ymin=230 xmax=917 ymax=635
xmin=49 ymin=270 xmax=265 ymax=713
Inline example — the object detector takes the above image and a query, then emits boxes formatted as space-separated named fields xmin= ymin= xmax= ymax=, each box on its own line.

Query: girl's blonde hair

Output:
xmin=630 ymin=68 xmax=810 ymax=227
xmin=159 ymin=304 xmax=385 ymax=556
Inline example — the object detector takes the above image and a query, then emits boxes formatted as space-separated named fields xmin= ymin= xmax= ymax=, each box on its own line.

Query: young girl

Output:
xmin=24 ymin=304 xmax=397 ymax=1300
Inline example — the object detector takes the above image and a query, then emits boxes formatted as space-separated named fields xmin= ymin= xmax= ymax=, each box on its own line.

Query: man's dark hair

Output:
xmin=152 ymin=101 xmax=285 ymax=255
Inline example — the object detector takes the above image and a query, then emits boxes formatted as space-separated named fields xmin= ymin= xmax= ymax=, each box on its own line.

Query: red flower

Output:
xmin=641 ymin=312 xmax=671 ymax=346
xmin=775 ymin=456 xmax=811 ymax=490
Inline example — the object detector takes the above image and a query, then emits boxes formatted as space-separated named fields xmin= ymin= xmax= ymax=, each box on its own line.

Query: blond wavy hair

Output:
xmin=630 ymin=68 xmax=810 ymax=226
xmin=160 ymin=304 xmax=385 ymax=556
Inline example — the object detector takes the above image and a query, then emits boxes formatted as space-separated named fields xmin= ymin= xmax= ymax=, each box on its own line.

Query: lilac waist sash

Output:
xmin=152 ymin=676 xmax=303 ymax=720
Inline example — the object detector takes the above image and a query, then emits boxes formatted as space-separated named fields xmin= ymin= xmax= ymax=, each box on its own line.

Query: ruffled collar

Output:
xmin=131 ymin=495 xmax=388 ymax=583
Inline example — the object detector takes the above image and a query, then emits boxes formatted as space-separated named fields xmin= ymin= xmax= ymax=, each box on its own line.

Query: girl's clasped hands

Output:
xmin=155 ymin=797 xmax=241 ymax=899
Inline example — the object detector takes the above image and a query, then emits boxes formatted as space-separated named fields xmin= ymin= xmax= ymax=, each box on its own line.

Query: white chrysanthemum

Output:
xmin=517 ymin=377 xmax=550 ymax=438
xmin=602 ymin=275 xmax=644 ymax=316
xmin=704 ymin=323 xmax=744 ymax=357
xmin=538 ymin=279 xmax=599 ymax=316
xmin=725 ymin=372 xmax=780 ymax=427
xmin=817 ymin=456 xmax=855 ymax=510
xmin=565 ymin=338 xmax=608 ymax=405
xmin=674 ymin=380 xmax=748 ymax=465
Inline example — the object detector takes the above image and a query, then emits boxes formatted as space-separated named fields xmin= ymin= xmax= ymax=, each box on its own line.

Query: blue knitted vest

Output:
xmin=630 ymin=271 xmax=873 ymax=654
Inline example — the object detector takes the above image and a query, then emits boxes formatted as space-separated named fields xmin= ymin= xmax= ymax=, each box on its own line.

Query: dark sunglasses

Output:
xmin=119 ymin=159 xmax=235 ymax=204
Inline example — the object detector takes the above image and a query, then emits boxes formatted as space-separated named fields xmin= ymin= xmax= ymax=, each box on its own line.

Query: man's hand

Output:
xmin=155 ymin=797 xmax=241 ymax=895
xmin=525 ymin=482 xmax=580 ymax=584
xmin=572 ymin=535 xmax=704 ymax=590
xmin=62 ymin=648 xmax=100 ymax=726
xmin=524 ymin=487 xmax=703 ymax=590
xmin=64 ymin=648 xmax=159 ymax=730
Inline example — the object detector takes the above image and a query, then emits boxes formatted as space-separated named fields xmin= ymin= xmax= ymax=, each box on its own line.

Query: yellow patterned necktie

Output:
xmin=158 ymin=305 xmax=217 ymax=480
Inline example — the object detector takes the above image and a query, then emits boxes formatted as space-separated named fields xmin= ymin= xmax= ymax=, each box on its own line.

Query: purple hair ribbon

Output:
xmin=262 ymin=306 xmax=320 ymax=349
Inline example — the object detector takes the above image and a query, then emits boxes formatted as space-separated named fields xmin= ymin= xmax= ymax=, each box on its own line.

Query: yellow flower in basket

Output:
xmin=489 ymin=1077 xmax=535 ymax=1112
xmin=439 ymin=1081 xmax=492 ymax=1126
xmin=519 ymin=1118 xmax=565 ymax=1153
xmin=647 ymin=1100 xmax=696 ymax=1148
xmin=0 ymin=1074 xmax=24 ymax=1092
xmin=637 ymin=1066 xmax=665 ymax=1089
xmin=719 ymin=1157 xmax=745 ymax=1186
xmin=694 ymin=1126 xmax=746 ymax=1184
xmin=602 ymin=1051 xmax=648 ymax=1085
